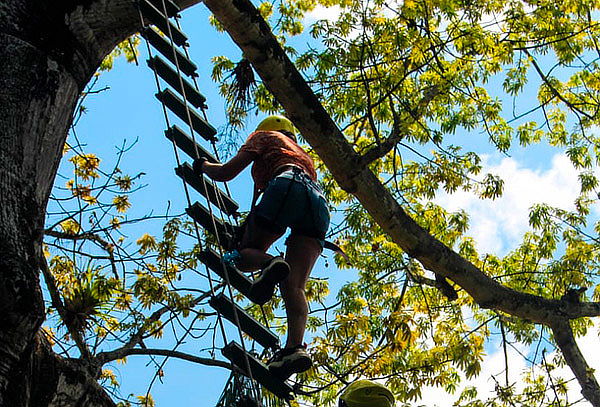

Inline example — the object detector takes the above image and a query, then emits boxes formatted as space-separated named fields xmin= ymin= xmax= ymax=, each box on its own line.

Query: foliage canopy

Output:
xmin=42 ymin=0 xmax=600 ymax=406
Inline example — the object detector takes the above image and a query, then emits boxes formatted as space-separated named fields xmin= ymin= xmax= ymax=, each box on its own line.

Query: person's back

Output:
xmin=240 ymin=129 xmax=317 ymax=190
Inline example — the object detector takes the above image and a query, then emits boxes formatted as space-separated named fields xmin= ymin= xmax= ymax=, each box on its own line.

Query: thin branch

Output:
xmin=96 ymin=287 xmax=221 ymax=364
xmin=45 ymin=229 xmax=120 ymax=277
xmin=359 ymin=85 xmax=441 ymax=165
xmin=499 ymin=314 xmax=509 ymax=387
xmin=406 ymin=266 xmax=458 ymax=300
xmin=525 ymin=49 xmax=593 ymax=120
xmin=103 ymin=347 xmax=232 ymax=370
xmin=542 ymin=348 xmax=562 ymax=406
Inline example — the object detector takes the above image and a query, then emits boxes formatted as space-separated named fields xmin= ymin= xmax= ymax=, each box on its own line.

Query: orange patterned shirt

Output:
xmin=239 ymin=131 xmax=317 ymax=190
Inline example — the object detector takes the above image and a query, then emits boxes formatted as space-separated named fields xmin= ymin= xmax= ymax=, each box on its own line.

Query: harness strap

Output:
xmin=241 ymin=169 xmax=349 ymax=263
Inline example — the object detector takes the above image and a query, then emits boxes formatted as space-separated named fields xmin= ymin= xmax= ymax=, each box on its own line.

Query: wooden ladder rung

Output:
xmin=142 ymin=27 xmax=197 ymax=77
xmin=197 ymin=248 xmax=251 ymax=296
xmin=222 ymin=342 xmax=294 ymax=400
xmin=148 ymin=57 xmax=206 ymax=109
xmin=210 ymin=294 xmax=279 ymax=350
xmin=165 ymin=125 xmax=217 ymax=162
xmin=156 ymin=89 xmax=217 ymax=142
xmin=186 ymin=202 xmax=235 ymax=248
xmin=175 ymin=163 xmax=239 ymax=216
xmin=139 ymin=0 xmax=187 ymax=47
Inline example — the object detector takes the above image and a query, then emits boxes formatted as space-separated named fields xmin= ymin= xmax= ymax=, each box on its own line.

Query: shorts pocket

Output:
xmin=311 ymin=195 xmax=330 ymax=237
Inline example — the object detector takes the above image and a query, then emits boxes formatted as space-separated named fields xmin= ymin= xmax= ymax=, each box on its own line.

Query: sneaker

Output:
xmin=248 ymin=256 xmax=290 ymax=305
xmin=268 ymin=345 xmax=313 ymax=379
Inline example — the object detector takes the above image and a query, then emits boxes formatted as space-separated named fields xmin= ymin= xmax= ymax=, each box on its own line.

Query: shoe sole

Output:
xmin=249 ymin=259 xmax=290 ymax=305
xmin=269 ymin=355 xmax=312 ymax=379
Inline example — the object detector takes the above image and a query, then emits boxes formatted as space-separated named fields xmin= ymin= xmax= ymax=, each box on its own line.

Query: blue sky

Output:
xmin=47 ymin=2 xmax=600 ymax=406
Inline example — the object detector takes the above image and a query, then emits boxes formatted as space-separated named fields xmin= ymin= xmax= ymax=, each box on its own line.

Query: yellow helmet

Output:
xmin=339 ymin=380 xmax=395 ymax=407
xmin=255 ymin=115 xmax=296 ymax=134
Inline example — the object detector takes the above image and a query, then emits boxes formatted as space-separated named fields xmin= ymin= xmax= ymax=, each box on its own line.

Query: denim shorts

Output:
xmin=254 ymin=168 xmax=330 ymax=245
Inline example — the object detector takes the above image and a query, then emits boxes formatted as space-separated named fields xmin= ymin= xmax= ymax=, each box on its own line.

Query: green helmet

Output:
xmin=339 ymin=380 xmax=395 ymax=407
xmin=255 ymin=115 xmax=296 ymax=134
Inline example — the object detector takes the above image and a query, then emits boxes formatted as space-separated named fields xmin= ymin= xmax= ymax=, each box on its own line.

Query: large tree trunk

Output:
xmin=0 ymin=21 xmax=79 ymax=407
xmin=0 ymin=1 xmax=200 ymax=405
xmin=5 ymin=333 xmax=116 ymax=407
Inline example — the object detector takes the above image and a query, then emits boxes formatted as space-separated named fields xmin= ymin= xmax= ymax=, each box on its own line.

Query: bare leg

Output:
xmin=236 ymin=215 xmax=283 ymax=272
xmin=280 ymin=234 xmax=322 ymax=348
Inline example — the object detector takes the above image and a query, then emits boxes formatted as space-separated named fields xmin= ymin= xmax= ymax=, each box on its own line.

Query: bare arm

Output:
xmin=199 ymin=151 xmax=254 ymax=181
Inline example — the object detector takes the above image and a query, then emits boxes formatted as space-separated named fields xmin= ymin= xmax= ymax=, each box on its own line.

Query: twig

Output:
xmin=96 ymin=287 xmax=221 ymax=364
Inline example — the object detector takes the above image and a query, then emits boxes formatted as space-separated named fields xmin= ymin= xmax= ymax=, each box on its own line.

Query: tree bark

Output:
xmin=5 ymin=333 xmax=116 ymax=407
xmin=202 ymin=0 xmax=600 ymax=404
xmin=0 ymin=0 xmax=201 ymax=405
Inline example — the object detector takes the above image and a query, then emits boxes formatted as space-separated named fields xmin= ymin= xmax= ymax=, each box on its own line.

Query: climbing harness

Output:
xmin=135 ymin=0 xmax=295 ymax=401
xmin=231 ymin=164 xmax=348 ymax=263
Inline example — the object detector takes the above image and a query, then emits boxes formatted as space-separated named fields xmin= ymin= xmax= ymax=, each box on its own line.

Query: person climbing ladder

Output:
xmin=194 ymin=115 xmax=330 ymax=379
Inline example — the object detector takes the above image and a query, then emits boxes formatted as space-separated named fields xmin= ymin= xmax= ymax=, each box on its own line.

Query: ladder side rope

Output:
xmin=153 ymin=0 xmax=272 ymax=353
xmin=141 ymin=1 xmax=263 ymax=400
xmin=172 ymin=15 xmax=238 ymax=209
xmin=136 ymin=2 xmax=230 ymax=349
xmin=151 ymin=0 xmax=238 ymax=268
xmin=139 ymin=19 xmax=264 ymax=400
xmin=151 ymin=0 xmax=255 ymax=370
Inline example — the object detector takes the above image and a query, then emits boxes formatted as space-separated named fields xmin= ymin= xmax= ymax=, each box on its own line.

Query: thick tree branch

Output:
xmin=550 ymin=319 xmax=600 ymax=407
xmin=204 ymin=1 xmax=600 ymax=402
xmin=202 ymin=0 xmax=600 ymax=325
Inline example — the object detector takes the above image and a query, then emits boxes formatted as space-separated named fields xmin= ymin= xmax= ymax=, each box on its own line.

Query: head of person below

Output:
xmin=195 ymin=115 xmax=331 ymax=380
xmin=339 ymin=380 xmax=395 ymax=407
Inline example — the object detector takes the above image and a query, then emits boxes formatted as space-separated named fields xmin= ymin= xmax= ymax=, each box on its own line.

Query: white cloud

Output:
xmin=417 ymin=326 xmax=600 ymax=406
xmin=435 ymin=154 xmax=581 ymax=255
xmin=420 ymin=148 xmax=600 ymax=405
xmin=304 ymin=5 xmax=342 ymax=23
